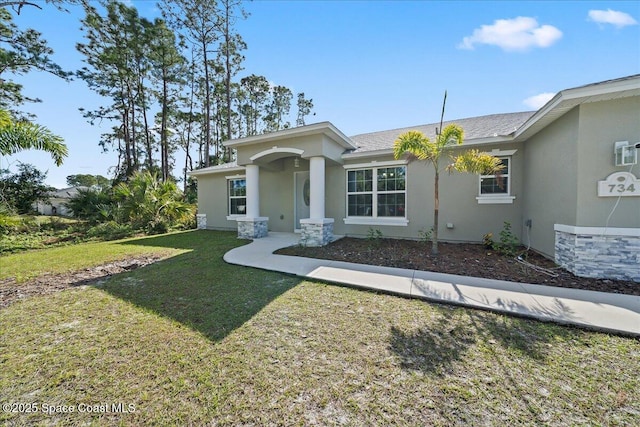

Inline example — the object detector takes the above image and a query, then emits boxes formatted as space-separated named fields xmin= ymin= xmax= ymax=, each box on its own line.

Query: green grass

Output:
xmin=0 ymin=232 xmax=187 ymax=282
xmin=0 ymin=215 xmax=82 ymax=254
xmin=1 ymin=231 xmax=639 ymax=425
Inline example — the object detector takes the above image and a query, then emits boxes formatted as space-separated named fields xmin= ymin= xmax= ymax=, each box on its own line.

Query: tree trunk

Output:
xmin=122 ymin=111 xmax=132 ymax=176
xmin=142 ymin=98 xmax=153 ymax=172
xmin=432 ymin=169 xmax=439 ymax=255
xmin=160 ymin=69 xmax=169 ymax=181
xmin=129 ymin=94 xmax=138 ymax=173
xmin=203 ymin=42 xmax=211 ymax=167
xmin=224 ymin=3 xmax=232 ymax=162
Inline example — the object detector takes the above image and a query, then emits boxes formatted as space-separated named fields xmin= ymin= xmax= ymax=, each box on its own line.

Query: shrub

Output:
xmin=65 ymin=188 xmax=115 ymax=224
xmin=418 ymin=228 xmax=433 ymax=244
xmin=0 ymin=202 xmax=19 ymax=234
xmin=86 ymin=221 xmax=133 ymax=241
xmin=366 ymin=227 xmax=383 ymax=241
xmin=113 ymin=171 xmax=194 ymax=232
xmin=482 ymin=232 xmax=494 ymax=249
xmin=491 ymin=221 xmax=520 ymax=257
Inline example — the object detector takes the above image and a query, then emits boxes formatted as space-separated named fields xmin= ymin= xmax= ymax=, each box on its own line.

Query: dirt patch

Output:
xmin=276 ymin=238 xmax=639 ymax=296
xmin=0 ymin=255 xmax=164 ymax=309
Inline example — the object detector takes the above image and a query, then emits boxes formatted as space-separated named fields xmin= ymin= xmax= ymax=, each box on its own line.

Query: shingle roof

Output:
xmin=348 ymin=111 xmax=535 ymax=153
xmin=566 ymin=74 xmax=640 ymax=91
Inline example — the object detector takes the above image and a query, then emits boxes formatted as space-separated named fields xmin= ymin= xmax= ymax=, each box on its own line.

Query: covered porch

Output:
xmin=224 ymin=122 xmax=355 ymax=247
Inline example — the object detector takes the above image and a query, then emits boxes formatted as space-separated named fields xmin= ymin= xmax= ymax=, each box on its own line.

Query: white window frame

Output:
xmin=476 ymin=150 xmax=516 ymax=204
xmin=226 ymin=175 xmax=247 ymax=220
xmin=343 ymin=163 xmax=409 ymax=226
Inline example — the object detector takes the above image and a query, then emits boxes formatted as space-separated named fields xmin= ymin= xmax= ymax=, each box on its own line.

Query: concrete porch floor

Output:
xmin=223 ymin=232 xmax=640 ymax=337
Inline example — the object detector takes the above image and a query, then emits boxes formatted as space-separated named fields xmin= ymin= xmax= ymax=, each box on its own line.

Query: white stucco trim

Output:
xmin=301 ymin=218 xmax=335 ymax=225
xmin=343 ymin=217 xmax=409 ymax=226
xmin=476 ymin=196 xmax=516 ymax=204
xmin=236 ymin=216 xmax=269 ymax=222
xmin=225 ymin=174 xmax=245 ymax=180
xmin=226 ymin=215 xmax=246 ymax=221
xmin=343 ymin=159 xmax=408 ymax=169
xmin=250 ymin=146 xmax=304 ymax=161
xmin=482 ymin=148 xmax=517 ymax=156
xmin=342 ymin=149 xmax=395 ymax=159
xmin=554 ymin=224 xmax=640 ymax=237
xmin=188 ymin=163 xmax=245 ymax=176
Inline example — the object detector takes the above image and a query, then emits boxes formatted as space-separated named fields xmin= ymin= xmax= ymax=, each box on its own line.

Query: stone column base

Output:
xmin=300 ymin=218 xmax=334 ymax=247
xmin=237 ymin=217 xmax=269 ymax=239
xmin=196 ymin=214 xmax=207 ymax=230
xmin=554 ymin=224 xmax=640 ymax=282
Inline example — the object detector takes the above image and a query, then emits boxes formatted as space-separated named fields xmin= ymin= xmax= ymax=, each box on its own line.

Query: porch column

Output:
xmin=309 ymin=156 xmax=325 ymax=219
xmin=245 ymin=164 xmax=260 ymax=218
xmin=237 ymin=163 xmax=268 ymax=239
xmin=300 ymin=156 xmax=334 ymax=247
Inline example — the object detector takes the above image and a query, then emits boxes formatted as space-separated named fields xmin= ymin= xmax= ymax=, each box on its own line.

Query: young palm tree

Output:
xmin=0 ymin=109 xmax=68 ymax=166
xmin=393 ymin=124 xmax=503 ymax=255
xmin=114 ymin=171 xmax=194 ymax=232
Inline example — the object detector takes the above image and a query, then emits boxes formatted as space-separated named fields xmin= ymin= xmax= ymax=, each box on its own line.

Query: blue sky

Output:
xmin=3 ymin=0 xmax=639 ymax=188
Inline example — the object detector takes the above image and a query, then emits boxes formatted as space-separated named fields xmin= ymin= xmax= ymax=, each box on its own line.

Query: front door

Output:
xmin=294 ymin=171 xmax=310 ymax=231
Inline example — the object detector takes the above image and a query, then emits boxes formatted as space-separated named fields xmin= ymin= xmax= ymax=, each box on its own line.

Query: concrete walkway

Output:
xmin=224 ymin=232 xmax=640 ymax=337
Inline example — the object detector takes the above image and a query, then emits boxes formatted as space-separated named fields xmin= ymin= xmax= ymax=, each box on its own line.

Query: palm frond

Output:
xmin=0 ymin=110 xmax=68 ymax=166
xmin=448 ymin=149 xmax=505 ymax=175
xmin=393 ymin=130 xmax=433 ymax=161
xmin=437 ymin=124 xmax=464 ymax=149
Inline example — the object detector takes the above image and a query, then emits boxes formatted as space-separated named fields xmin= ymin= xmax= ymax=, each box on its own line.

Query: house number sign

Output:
xmin=597 ymin=171 xmax=640 ymax=197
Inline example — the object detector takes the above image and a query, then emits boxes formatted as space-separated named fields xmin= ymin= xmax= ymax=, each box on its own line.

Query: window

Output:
xmin=347 ymin=166 xmax=406 ymax=219
xmin=228 ymin=178 xmax=246 ymax=215
xmin=477 ymin=156 xmax=515 ymax=204
xmin=347 ymin=169 xmax=373 ymax=216
xmin=480 ymin=157 xmax=509 ymax=195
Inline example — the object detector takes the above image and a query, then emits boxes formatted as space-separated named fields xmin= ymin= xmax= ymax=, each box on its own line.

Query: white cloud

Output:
xmin=523 ymin=92 xmax=556 ymax=110
xmin=458 ymin=17 xmax=563 ymax=52
xmin=588 ymin=9 xmax=638 ymax=28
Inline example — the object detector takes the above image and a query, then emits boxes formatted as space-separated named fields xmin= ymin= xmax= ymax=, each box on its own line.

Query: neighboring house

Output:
xmin=34 ymin=186 xmax=88 ymax=216
xmin=190 ymin=75 xmax=640 ymax=282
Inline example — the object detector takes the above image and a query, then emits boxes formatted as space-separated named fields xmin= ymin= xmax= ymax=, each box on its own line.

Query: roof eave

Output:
xmin=342 ymin=148 xmax=395 ymax=159
xmin=514 ymin=75 xmax=640 ymax=141
xmin=342 ymin=136 xmax=515 ymax=159
xmin=224 ymin=122 xmax=357 ymax=150
xmin=188 ymin=165 xmax=245 ymax=177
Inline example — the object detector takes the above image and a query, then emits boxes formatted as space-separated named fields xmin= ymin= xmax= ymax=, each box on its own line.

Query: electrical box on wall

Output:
xmin=614 ymin=141 xmax=638 ymax=166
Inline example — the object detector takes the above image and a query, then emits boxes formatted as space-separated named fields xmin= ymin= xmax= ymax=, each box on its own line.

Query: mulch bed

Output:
xmin=276 ymin=237 xmax=640 ymax=296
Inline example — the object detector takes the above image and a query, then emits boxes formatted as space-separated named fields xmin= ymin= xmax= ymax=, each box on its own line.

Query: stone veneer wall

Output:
xmin=555 ymin=226 xmax=640 ymax=282
xmin=237 ymin=217 xmax=268 ymax=239
xmin=300 ymin=219 xmax=334 ymax=247
xmin=196 ymin=214 xmax=207 ymax=230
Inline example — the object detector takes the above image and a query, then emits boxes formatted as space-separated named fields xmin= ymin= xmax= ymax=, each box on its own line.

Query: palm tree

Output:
xmin=113 ymin=171 xmax=194 ymax=232
xmin=394 ymin=120 xmax=503 ymax=255
xmin=0 ymin=109 xmax=68 ymax=166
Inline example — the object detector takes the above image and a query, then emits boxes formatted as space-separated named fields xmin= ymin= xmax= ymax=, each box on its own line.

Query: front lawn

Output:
xmin=0 ymin=232 xmax=183 ymax=283
xmin=1 ymin=231 xmax=638 ymax=425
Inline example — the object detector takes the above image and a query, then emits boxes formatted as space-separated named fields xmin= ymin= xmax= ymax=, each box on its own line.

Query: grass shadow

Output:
xmin=91 ymin=230 xmax=301 ymax=342
xmin=389 ymin=302 xmax=581 ymax=375
xmin=388 ymin=304 xmax=584 ymax=424
xmin=389 ymin=313 xmax=476 ymax=374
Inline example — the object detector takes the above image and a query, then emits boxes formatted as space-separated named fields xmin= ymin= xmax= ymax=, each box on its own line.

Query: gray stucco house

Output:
xmin=190 ymin=75 xmax=640 ymax=282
